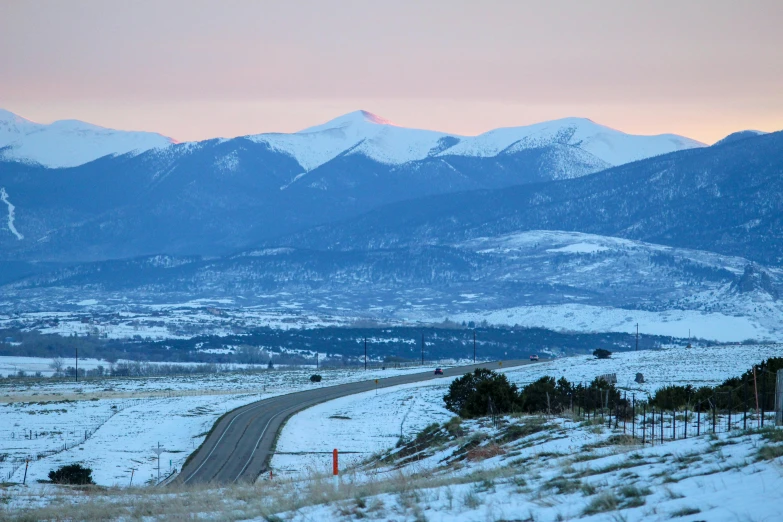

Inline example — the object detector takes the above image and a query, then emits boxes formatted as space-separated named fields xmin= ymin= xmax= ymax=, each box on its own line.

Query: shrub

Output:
xmin=310 ymin=374 xmax=322 ymax=383
xmin=443 ymin=369 xmax=521 ymax=418
xmin=519 ymin=376 xmax=575 ymax=413
xmin=593 ymin=349 xmax=612 ymax=359
xmin=48 ymin=463 xmax=94 ymax=485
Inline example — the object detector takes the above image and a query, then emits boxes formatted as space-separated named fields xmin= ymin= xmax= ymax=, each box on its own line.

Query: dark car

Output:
xmin=529 ymin=355 xmax=539 ymax=361
xmin=434 ymin=368 xmax=444 ymax=375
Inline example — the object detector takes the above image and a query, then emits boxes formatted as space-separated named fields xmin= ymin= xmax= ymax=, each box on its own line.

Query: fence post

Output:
xmin=651 ymin=406 xmax=655 ymax=446
xmin=631 ymin=396 xmax=635 ymax=439
xmin=776 ymin=369 xmax=783 ymax=426
xmin=753 ymin=365 xmax=760 ymax=428
xmin=623 ymin=392 xmax=627 ymax=434
xmin=660 ymin=408 xmax=664 ymax=444
xmin=712 ymin=396 xmax=717 ymax=433
xmin=642 ymin=404 xmax=646 ymax=444
xmin=744 ymin=378 xmax=748 ymax=430
xmin=697 ymin=402 xmax=701 ymax=436
xmin=762 ymin=364 xmax=767 ymax=427
xmin=672 ymin=408 xmax=676 ymax=440
xmin=728 ymin=389 xmax=733 ymax=431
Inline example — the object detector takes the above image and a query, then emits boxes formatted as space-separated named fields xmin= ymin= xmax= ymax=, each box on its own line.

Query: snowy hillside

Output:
xmin=247 ymin=110 xmax=704 ymax=172
xmin=0 ymin=109 xmax=175 ymax=168
xmin=441 ymin=117 xmax=705 ymax=165
xmin=250 ymin=110 xmax=450 ymax=172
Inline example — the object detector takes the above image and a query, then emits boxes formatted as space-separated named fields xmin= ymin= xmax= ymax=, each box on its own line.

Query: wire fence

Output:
xmin=1 ymin=398 xmax=147 ymax=482
xmin=568 ymin=366 xmax=782 ymax=445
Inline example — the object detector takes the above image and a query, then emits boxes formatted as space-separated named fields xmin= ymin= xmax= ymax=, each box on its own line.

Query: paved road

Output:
xmin=174 ymin=360 xmax=534 ymax=485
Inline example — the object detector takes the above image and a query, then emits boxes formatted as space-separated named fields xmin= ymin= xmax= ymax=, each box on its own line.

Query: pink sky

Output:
xmin=2 ymin=0 xmax=781 ymax=144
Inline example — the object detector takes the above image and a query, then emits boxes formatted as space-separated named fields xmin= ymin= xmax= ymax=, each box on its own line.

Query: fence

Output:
xmin=566 ymin=366 xmax=782 ymax=445
xmin=1 ymin=398 xmax=147 ymax=482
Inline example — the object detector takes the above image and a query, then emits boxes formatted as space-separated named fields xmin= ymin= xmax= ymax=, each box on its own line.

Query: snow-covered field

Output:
xmin=442 ymin=303 xmax=777 ymax=342
xmin=272 ymin=381 xmax=456 ymax=477
xmin=0 ymin=356 xmax=110 ymax=377
xmin=275 ymin=419 xmax=783 ymax=522
xmin=269 ymin=344 xmax=782 ymax=477
xmin=2 ymin=344 xmax=782 ymax=521
xmin=0 ymin=304 xmax=355 ymax=341
xmin=0 ymin=365 xmax=436 ymax=486
xmin=502 ymin=343 xmax=783 ymax=395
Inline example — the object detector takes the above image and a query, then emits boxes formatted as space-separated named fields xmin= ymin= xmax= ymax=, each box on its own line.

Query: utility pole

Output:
xmin=364 ymin=337 xmax=367 ymax=370
xmin=316 ymin=352 xmax=319 ymax=370
xmin=421 ymin=333 xmax=424 ymax=366
xmin=473 ymin=330 xmax=476 ymax=363
xmin=635 ymin=324 xmax=639 ymax=351
xmin=75 ymin=347 xmax=78 ymax=383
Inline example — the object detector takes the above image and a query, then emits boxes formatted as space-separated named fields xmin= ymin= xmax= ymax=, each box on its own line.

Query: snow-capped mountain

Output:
xmin=0 ymin=107 xmax=703 ymax=171
xmin=247 ymin=110 xmax=704 ymax=173
xmin=0 ymin=109 xmax=175 ymax=168
xmin=275 ymin=129 xmax=783 ymax=265
xmin=248 ymin=110 xmax=451 ymax=171
xmin=440 ymin=117 xmax=704 ymax=166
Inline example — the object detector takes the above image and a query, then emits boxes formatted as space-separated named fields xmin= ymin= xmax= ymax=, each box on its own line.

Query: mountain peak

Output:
xmin=297 ymin=110 xmax=395 ymax=134
xmin=713 ymin=130 xmax=767 ymax=147
xmin=0 ymin=108 xmax=36 ymax=126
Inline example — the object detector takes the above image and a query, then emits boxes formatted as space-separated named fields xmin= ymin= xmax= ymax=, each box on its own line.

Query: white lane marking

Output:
xmin=233 ymin=400 xmax=310 ymax=483
xmin=183 ymin=402 xmax=267 ymax=484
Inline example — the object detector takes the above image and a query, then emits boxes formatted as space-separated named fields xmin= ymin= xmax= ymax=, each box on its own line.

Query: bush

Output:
xmin=443 ymin=369 xmax=521 ymax=417
xmin=48 ymin=463 xmax=94 ymax=485
xmin=519 ymin=376 xmax=574 ymax=413
xmin=309 ymin=374 xmax=322 ymax=383
xmin=593 ymin=349 xmax=612 ymax=359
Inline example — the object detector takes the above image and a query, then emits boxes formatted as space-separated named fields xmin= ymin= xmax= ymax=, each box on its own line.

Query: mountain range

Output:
xmin=0 ymin=108 xmax=780 ymax=342
xmin=0 ymin=109 xmax=175 ymax=168
xmin=0 ymin=109 xmax=703 ymax=262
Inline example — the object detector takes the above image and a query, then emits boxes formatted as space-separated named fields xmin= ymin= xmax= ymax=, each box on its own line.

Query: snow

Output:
xmin=0 ymin=108 xmax=703 ymax=173
xmin=546 ymin=242 xmax=610 ymax=254
xmin=4 ymin=345 xmax=783 ymax=519
xmin=0 ymin=187 xmax=23 ymax=240
xmin=0 ymin=356 xmax=109 ymax=377
xmin=247 ymin=111 xmax=704 ymax=174
xmin=272 ymin=380 xmax=455 ymax=476
xmin=0 ymin=365 xmax=436 ymax=486
xmin=248 ymin=110 xmax=449 ymax=172
xmin=0 ymin=108 xmax=175 ymax=168
xmin=271 ymin=344 xmax=782 ymax=478
xmin=0 ymin=305 xmax=356 ymax=341
xmin=438 ymin=117 xmax=705 ymax=166
xmin=503 ymin=344 xmax=783 ymax=395
xmin=442 ymin=303 xmax=776 ymax=342
xmin=263 ymin=344 xmax=783 ymax=521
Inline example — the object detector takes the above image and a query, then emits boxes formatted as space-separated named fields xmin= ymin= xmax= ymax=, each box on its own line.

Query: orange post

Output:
xmin=333 ymin=449 xmax=339 ymax=476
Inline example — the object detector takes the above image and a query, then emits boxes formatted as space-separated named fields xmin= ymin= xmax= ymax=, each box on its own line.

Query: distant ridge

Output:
xmin=0 ymin=109 xmax=175 ymax=168
xmin=0 ymin=107 xmax=704 ymax=170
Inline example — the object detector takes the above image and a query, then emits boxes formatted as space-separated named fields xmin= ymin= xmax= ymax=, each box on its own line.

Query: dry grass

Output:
xmin=466 ymin=443 xmax=506 ymax=462
xmin=2 ymin=458 xmax=522 ymax=521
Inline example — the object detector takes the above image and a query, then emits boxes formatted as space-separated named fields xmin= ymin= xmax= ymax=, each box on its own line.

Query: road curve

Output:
xmin=174 ymin=360 xmax=534 ymax=485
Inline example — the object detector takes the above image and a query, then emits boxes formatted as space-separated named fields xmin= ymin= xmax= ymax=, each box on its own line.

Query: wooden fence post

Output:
xmin=775 ymin=369 xmax=783 ymax=426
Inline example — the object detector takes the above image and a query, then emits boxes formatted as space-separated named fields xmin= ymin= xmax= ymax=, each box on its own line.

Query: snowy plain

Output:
xmin=269 ymin=343 xmax=783 ymax=476
xmin=2 ymin=344 xmax=783 ymax=520
xmin=0 ymin=365 xmax=436 ymax=486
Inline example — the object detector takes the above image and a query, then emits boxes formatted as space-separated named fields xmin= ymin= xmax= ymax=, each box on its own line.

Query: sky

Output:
xmin=1 ymin=0 xmax=782 ymax=144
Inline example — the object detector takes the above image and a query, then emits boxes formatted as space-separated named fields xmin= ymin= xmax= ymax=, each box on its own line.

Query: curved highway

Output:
xmin=175 ymin=360 xmax=533 ymax=485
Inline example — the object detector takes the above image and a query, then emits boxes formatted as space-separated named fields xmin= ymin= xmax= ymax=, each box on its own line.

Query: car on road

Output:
xmin=434 ymin=368 xmax=444 ymax=375
xmin=529 ymin=355 xmax=539 ymax=361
